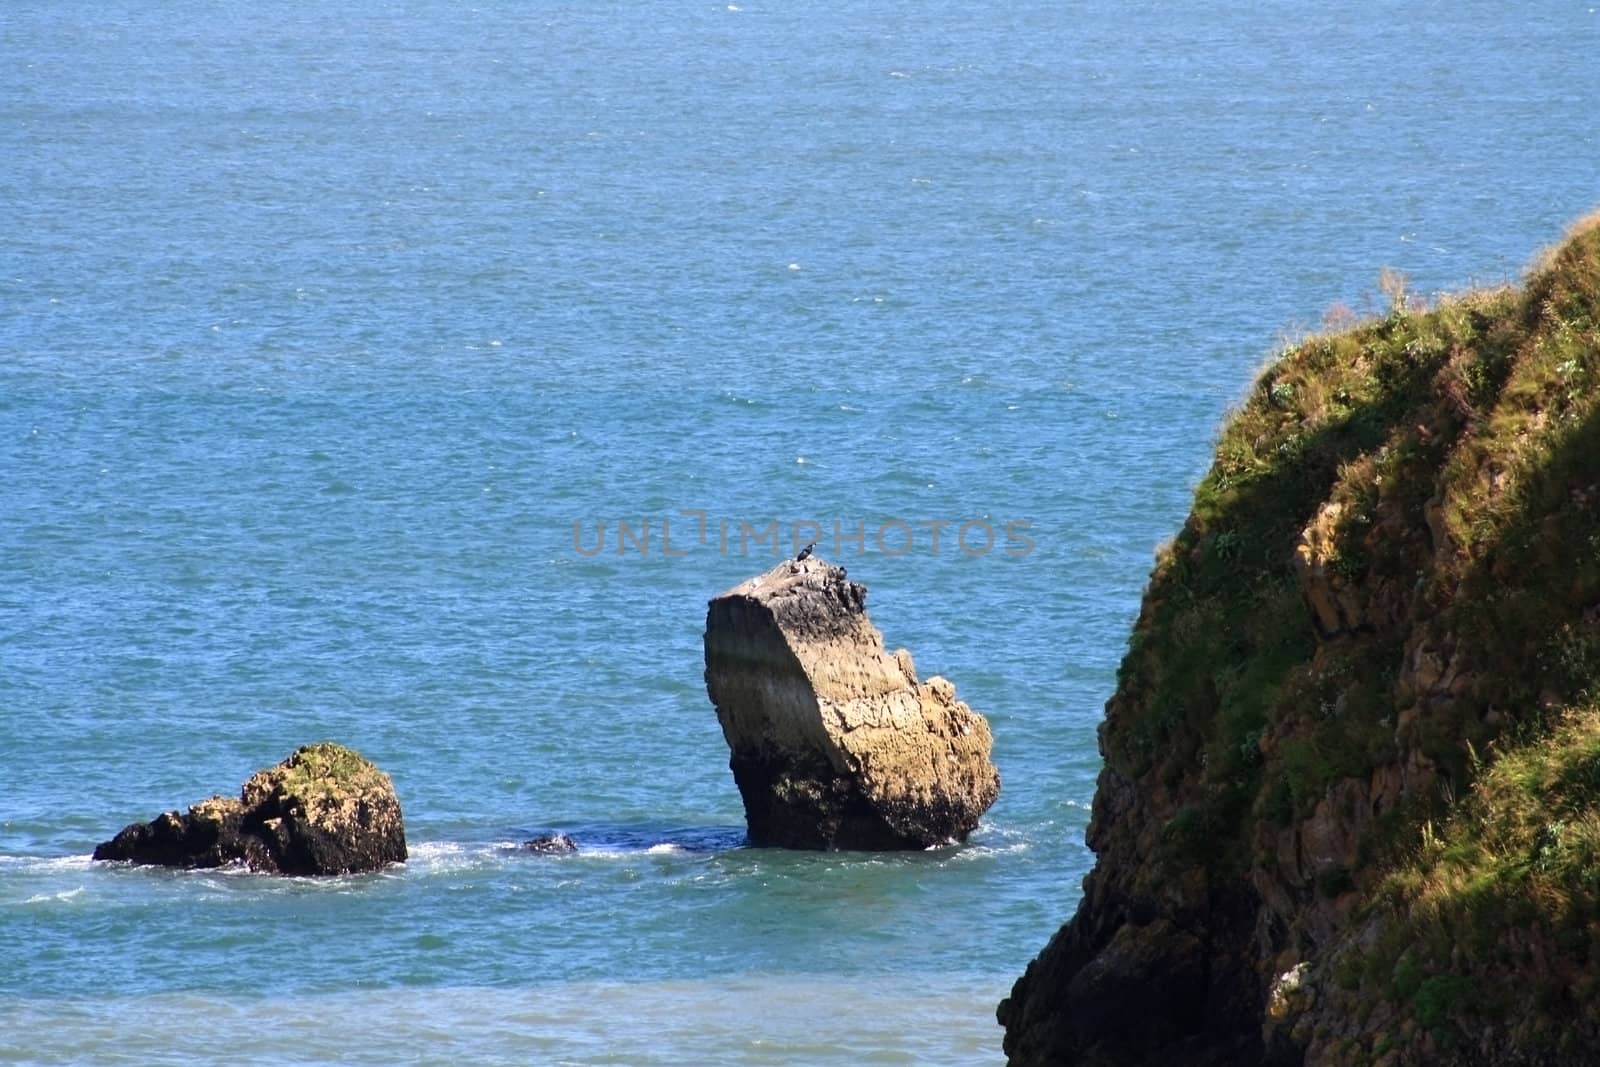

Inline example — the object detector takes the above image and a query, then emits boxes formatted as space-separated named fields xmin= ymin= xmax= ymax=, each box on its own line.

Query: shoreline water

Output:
xmin=0 ymin=977 xmax=1008 ymax=1067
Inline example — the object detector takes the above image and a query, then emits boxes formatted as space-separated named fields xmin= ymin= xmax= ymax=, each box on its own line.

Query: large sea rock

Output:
xmin=94 ymin=743 xmax=406 ymax=876
xmin=704 ymin=557 xmax=999 ymax=849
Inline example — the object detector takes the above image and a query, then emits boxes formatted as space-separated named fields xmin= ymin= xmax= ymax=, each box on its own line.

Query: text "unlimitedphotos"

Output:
xmin=573 ymin=512 xmax=1034 ymax=559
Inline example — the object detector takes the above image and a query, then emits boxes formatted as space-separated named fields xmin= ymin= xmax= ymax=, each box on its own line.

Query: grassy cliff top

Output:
xmin=1093 ymin=210 xmax=1600 ymax=1061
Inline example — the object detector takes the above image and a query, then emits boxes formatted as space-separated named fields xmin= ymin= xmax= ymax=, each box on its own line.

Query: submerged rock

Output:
xmin=94 ymin=743 xmax=406 ymax=876
xmin=704 ymin=558 xmax=999 ymax=849
xmin=523 ymin=833 xmax=578 ymax=854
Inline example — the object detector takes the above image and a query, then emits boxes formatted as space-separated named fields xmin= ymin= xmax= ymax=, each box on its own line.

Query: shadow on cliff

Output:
xmin=1316 ymin=396 xmax=1600 ymax=1063
xmin=997 ymin=342 xmax=1451 ymax=1067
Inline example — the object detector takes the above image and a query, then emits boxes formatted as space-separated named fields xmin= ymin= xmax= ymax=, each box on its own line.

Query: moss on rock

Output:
xmin=94 ymin=742 xmax=406 ymax=876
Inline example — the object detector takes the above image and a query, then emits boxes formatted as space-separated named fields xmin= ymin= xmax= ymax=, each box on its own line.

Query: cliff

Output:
xmin=999 ymin=213 xmax=1600 ymax=1065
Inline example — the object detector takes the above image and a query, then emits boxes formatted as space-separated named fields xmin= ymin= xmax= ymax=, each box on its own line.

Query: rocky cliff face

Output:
xmin=94 ymin=743 xmax=407 ymax=876
xmin=1000 ymin=215 xmax=1600 ymax=1065
xmin=705 ymin=558 xmax=999 ymax=849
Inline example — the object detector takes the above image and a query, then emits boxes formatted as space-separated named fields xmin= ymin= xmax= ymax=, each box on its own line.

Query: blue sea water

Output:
xmin=2 ymin=2 xmax=1598 ymax=1062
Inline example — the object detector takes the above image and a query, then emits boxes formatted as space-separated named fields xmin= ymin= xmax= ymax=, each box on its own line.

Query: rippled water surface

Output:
xmin=4 ymin=1 xmax=1599 ymax=1062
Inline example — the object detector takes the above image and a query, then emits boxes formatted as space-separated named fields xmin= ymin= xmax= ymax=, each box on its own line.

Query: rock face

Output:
xmin=704 ymin=558 xmax=999 ymax=849
xmin=1001 ymin=215 xmax=1600 ymax=1065
xmin=94 ymin=743 xmax=406 ymax=876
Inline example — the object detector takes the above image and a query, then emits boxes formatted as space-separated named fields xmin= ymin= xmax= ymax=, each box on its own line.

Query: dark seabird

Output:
xmin=796 ymin=542 xmax=816 ymax=562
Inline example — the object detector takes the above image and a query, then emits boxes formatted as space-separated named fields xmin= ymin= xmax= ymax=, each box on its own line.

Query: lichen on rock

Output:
xmin=704 ymin=557 xmax=999 ymax=849
xmin=1000 ymin=212 xmax=1600 ymax=1065
xmin=94 ymin=742 xmax=406 ymax=876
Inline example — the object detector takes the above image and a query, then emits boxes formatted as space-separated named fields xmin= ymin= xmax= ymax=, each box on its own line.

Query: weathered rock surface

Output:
xmin=704 ymin=558 xmax=999 ymax=849
xmin=94 ymin=743 xmax=406 ymax=876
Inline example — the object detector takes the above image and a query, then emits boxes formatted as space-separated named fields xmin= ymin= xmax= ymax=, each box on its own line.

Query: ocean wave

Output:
xmin=398 ymin=840 xmax=511 ymax=876
xmin=0 ymin=976 xmax=1007 ymax=1066
xmin=19 ymin=886 xmax=85 ymax=905
xmin=0 ymin=854 xmax=93 ymax=873
xmin=513 ymin=824 xmax=746 ymax=856
xmin=403 ymin=825 xmax=746 ymax=871
xmin=0 ymin=823 xmax=1028 ymax=891
xmin=943 ymin=839 xmax=1030 ymax=862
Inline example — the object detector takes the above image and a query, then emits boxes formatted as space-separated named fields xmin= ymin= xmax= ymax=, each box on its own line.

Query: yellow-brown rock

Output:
xmin=704 ymin=558 xmax=999 ymax=849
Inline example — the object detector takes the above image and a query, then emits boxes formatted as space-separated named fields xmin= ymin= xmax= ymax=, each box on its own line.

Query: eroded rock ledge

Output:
xmin=704 ymin=558 xmax=999 ymax=849
xmin=94 ymin=742 xmax=406 ymax=876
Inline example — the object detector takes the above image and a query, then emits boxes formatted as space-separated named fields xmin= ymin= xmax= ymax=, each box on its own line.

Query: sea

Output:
xmin=3 ymin=2 xmax=1597 ymax=1063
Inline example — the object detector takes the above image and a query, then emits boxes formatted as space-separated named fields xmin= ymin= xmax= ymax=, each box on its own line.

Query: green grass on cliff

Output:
xmin=1368 ymin=705 xmax=1600 ymax=974
xmin=1107 ymin=211 xmax=1600 ymax=886
xmin=1111 ymin=276 xmax=1523 ymax=865
xmin=1098 ymin=211 xmax=1600 ymax=1060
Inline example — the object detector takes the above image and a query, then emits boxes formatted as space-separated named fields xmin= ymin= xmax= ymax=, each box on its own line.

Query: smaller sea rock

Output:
xmin=523 ymin=833 xmax=578 ymax=854
xmin=93 ymin=743 xmax=406 ymax=876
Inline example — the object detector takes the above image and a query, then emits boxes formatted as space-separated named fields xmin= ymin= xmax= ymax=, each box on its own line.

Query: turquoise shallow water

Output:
xmin=3 ymin=1 xmax=1599 ymax=1062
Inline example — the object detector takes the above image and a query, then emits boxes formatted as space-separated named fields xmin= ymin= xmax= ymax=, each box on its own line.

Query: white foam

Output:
xmin=0 ymin=854 xmax=94 ymax=872
xmin=403 ymin=841 xmax=499 ymax=875
xmin=208 ymin=863 xmax=267 ymax=878
xmin=20 ymin=886 xmax=84 ymax=904
xmin=948 ymin=840 xmax=1029 ymax=861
